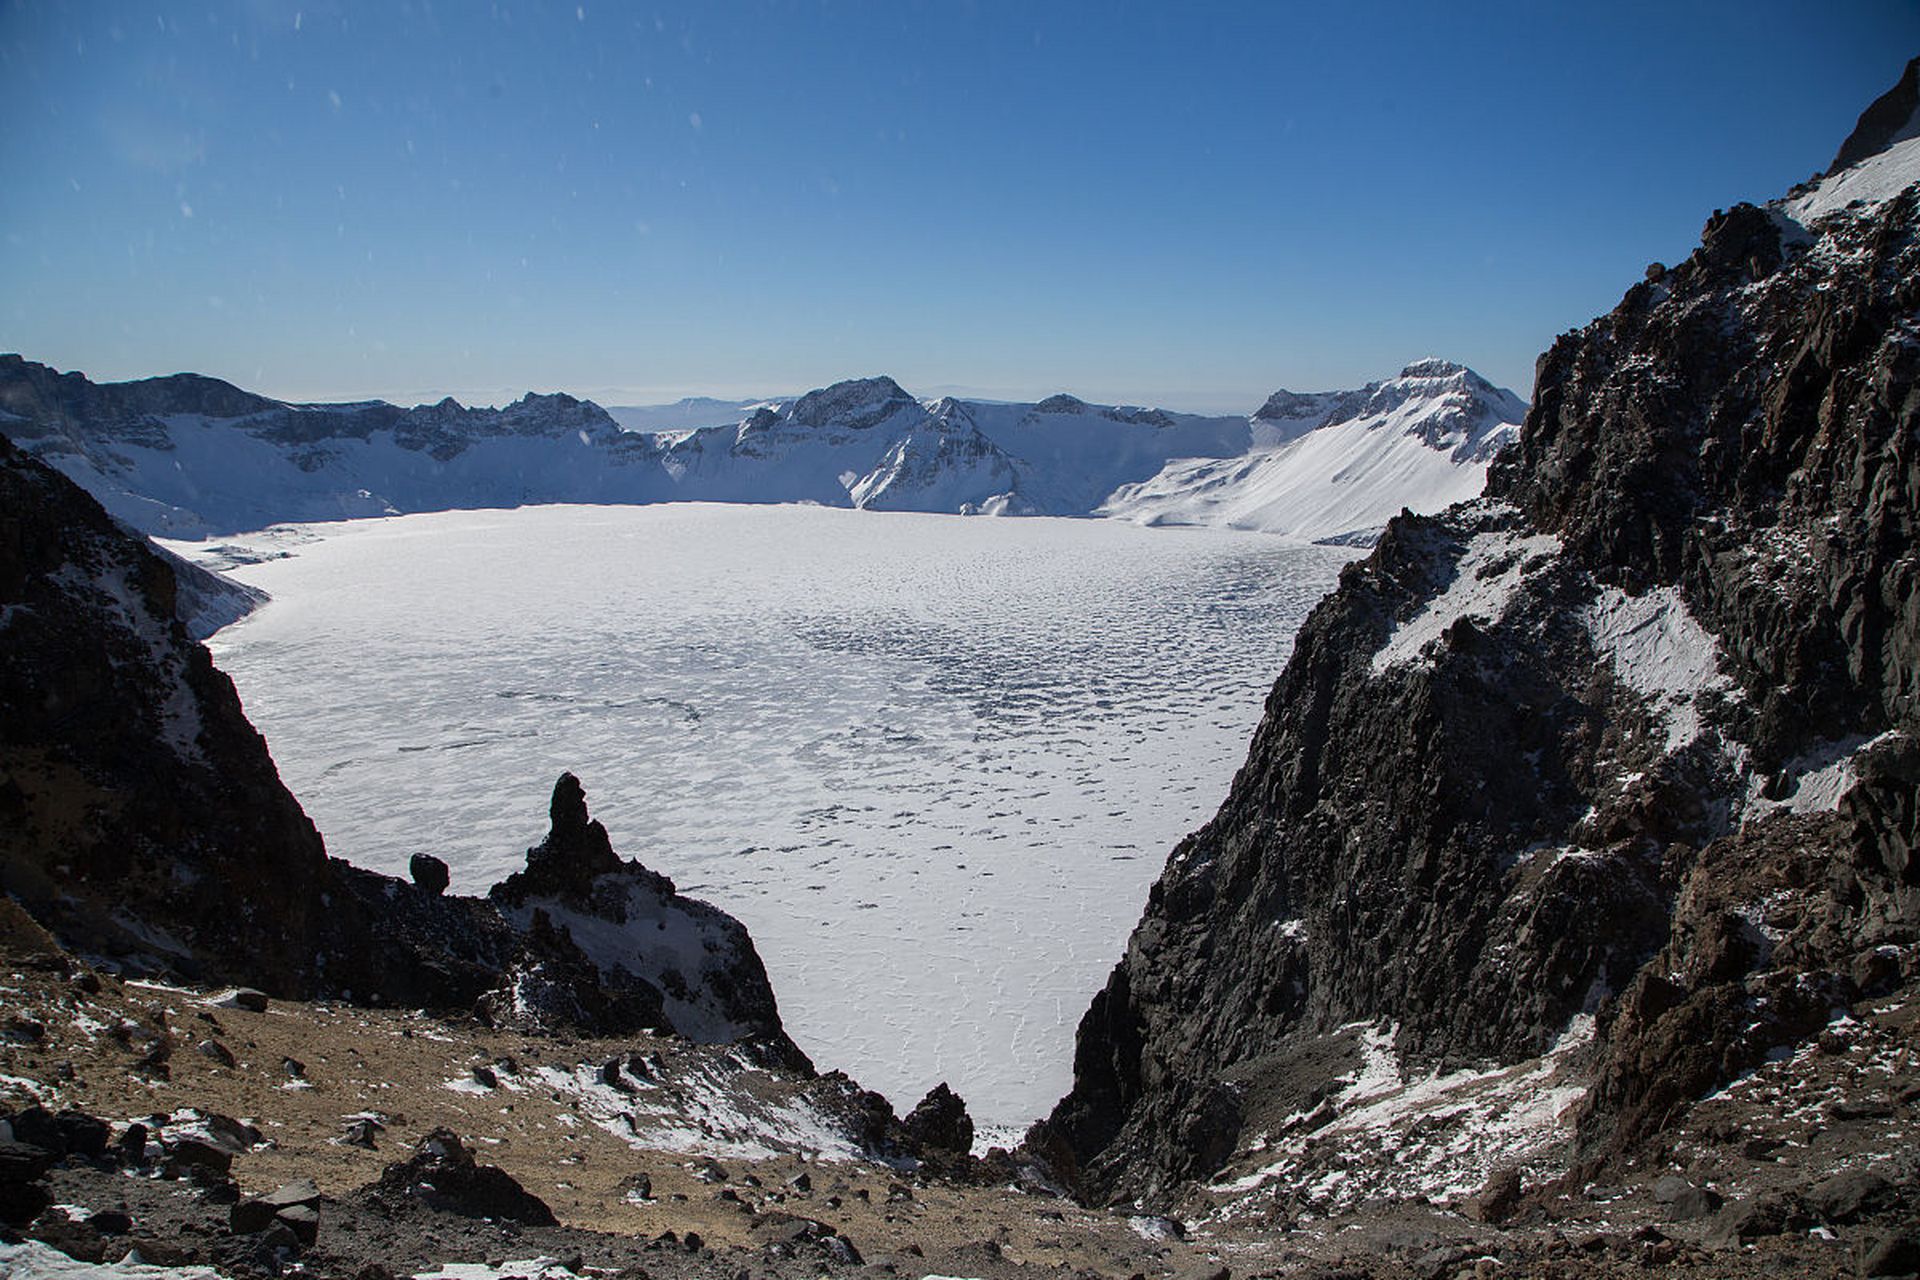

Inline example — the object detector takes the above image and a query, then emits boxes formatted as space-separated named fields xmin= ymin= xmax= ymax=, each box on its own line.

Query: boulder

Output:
xmin=902 ymin=1082 xmax=974 ymax=1155
xmin=409 ymin=854 xmax=450 ymax=896
xmin=370 ymin=1128 xmax=556 ymax=1226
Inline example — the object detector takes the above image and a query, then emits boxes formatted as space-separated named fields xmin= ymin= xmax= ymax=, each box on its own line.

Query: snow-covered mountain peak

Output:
xmin=1101 ymin=359 xmax=1526 ymax=542
xmin=3 ymin=356 xmax=1523 ymax=547
xmin=1347 ymin=359 xmax=1526 ymax=459
xmin=785 ymin=375 xmax=917 ymax=430
xmin=1396 ymin=355 xmax=1469 ymax=380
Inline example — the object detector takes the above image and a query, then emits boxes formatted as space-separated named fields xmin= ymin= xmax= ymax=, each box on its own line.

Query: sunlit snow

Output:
xmin=180 ymin=503 xmax=1351 ymax=1127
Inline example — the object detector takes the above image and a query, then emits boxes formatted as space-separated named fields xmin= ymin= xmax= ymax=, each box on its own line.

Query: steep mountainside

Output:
xmin=0 ymin=356 xmax=662 ymax=536
xmin=0 ymin=433 xmax=800 ymax=1061
xmin=1098 ymin=359 xmax=1523 ymax=543
xmin=0 ymin=357 xmax=1521 ymax=545
xmin=1036 ymin=62 xmax=1920 ymax=1217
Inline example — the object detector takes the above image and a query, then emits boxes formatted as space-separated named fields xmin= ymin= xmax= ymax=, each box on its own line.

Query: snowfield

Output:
xmin=178 ymin=504 xmax=1352 ymax=1128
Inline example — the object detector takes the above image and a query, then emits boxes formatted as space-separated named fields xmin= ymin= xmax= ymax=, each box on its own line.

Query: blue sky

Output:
xmin=3 ymin=2 xmax=1918 ymax=412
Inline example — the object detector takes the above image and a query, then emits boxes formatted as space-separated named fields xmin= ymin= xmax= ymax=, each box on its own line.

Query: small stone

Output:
xmin=232 ymin=1199 xmax=279 ymax=1235
xmin=281 ymin=1056 xmax=306 ymax=1079
xmin=1805 ymin=1168 xmax=1890 ymax=1223
xmin=196 ymin=1039 xmax=236 ymax=1068
xmin=339 ymin=1118 xmax=382 ymax=1148
xmin=261 ymin=1178 xmax=322 ymax=1210
xmin=5 ymin=1018 xmax=46 ymax=1044
xmin=1464 ymin=1167 xmax=1524 ymax=1224
xmin=86 ymin=1209 xmax=133 ymax=1235
xmin=162 ymin=1137 xmax=233 ymax=1178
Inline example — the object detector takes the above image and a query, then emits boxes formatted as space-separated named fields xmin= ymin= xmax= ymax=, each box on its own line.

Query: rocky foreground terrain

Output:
xmin=5 ymin=51 xmax=1920 ymax=1280
xmin=3 ymin=904 xmax=1917 ymax=1280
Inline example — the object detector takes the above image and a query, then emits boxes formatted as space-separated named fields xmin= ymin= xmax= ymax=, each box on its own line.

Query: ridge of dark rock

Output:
xmin=1827 ymin=55 xmax=1920 ymax=174
xmin=1036 ymin=74 xmax=1920 ymax=1212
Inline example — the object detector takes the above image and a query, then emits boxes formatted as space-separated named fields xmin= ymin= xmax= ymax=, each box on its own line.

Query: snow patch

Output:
xmin=1742 ymin=731 xmax=1903 ymax=821
xmin=0 ymin=1241 xmax=224 ymax=1280
xmin=1784 ymin=134 xmax=1920 ymax=224
xmin=1208 ymin=1016 xmax=1590 ymax=1217
xmin=501 ymin=882 xmax=754 ymax=1044
xmin=1372 ymin=527 xmax=1560 ymax=672
xmin=1580 ymin=586 xmax=1733 ymax=752
xmin=466 ymin=1055 xmax=886 ymax=1164
xmin=414 ymin=1261 xmax=581 ymax=1280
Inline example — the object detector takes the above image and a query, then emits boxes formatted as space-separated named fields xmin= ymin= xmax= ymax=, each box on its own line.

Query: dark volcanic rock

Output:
xmin=1827 ymin=55 xmax=1920 ymax=174
xmin=0 ymin=439 xmax=806 ymax=1059
xmin=1038 ymin=69 xmax=1920 ymax=1208
xmin=902 ymin=1082 xmax=975 ymax=1155
xmin=409 ymin=853 xmax=450 ymax=896
xmin=484 ymin=773 xmax=809 ymax=1067
xmin=0 ymin=434 xmax=521 ymax=1006
xmin=370 ymin=1128 xmax=557 ymax=1226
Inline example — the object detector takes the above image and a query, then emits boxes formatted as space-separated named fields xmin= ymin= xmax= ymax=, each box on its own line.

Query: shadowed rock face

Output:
xmin=1826 ymin=54 xmax=1919 ymax=175
xmin=1 ymin=431 xmax=341 ymax=994
xmin=0 ymin=439 xmax=803 ymax=1063
xmin=1037 ymin=81 xmax=1920 ymax=1207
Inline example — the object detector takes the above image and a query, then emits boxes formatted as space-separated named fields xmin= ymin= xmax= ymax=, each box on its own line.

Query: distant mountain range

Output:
xmin=0 ymin=355 xmax=1522 ymax=545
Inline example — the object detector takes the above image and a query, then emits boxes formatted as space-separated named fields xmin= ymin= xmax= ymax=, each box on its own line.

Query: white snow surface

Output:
xmin=1102 ymin=360 xmax=1523 ymax=542
xmin=0 ymin=1242 xmax=224 ymax=1280
xmin=1580 ymin=586 xmax=1734 ymax=753
xmin=413 ymin=1261 xmax=580 ymax=1280
xmin=178 ymin=504 xmax=1352 ymax=1127
xmin=1371 ymin=522 xmax=1561 ymax=672
xmin=1742 ymin=729 xmax=1907 ymax=821
xmin=1783 ymin=132 xmax=1920 ymax=224
xmin=439 ymin=1053 xmax=880 ymax=1163
xmin=500 ymin=881 xmax=753 ymax=1043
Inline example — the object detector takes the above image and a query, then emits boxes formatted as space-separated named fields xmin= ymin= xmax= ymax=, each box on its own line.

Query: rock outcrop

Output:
xmin=482 ymin=773 xmax=809 ymax=1070
xmin=1036 ymin=62 xmax=1920 ymax=1210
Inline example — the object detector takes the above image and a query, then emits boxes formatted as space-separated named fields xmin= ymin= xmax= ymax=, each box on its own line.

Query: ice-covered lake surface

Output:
xmin=181 ymin=504 xmax=1352 ymax=1130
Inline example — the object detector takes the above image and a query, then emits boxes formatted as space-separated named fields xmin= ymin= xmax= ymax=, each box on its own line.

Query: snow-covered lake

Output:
xmin=183 ymin=504 xmax=1352 ymax=1131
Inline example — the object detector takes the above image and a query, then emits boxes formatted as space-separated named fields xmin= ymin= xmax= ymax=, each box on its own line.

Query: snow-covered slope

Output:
xmin=606 ymin=395 xmax=786 ymax=435
xmin=0 ymin=355 xmax=1523 ymax=544
xmin=1097 ymin=359 xmax=1525 ymax=542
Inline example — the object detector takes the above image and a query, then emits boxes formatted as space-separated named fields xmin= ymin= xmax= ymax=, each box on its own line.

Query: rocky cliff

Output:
xmin=1037 ymin=61 xmax=1920 ymax=1213
xmin=0 ymin=433 xmax=800 ymax=1061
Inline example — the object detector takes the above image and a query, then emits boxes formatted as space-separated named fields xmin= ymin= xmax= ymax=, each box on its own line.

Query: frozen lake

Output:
xmin=183 ymin=504 xmax=1351 ymax=1131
